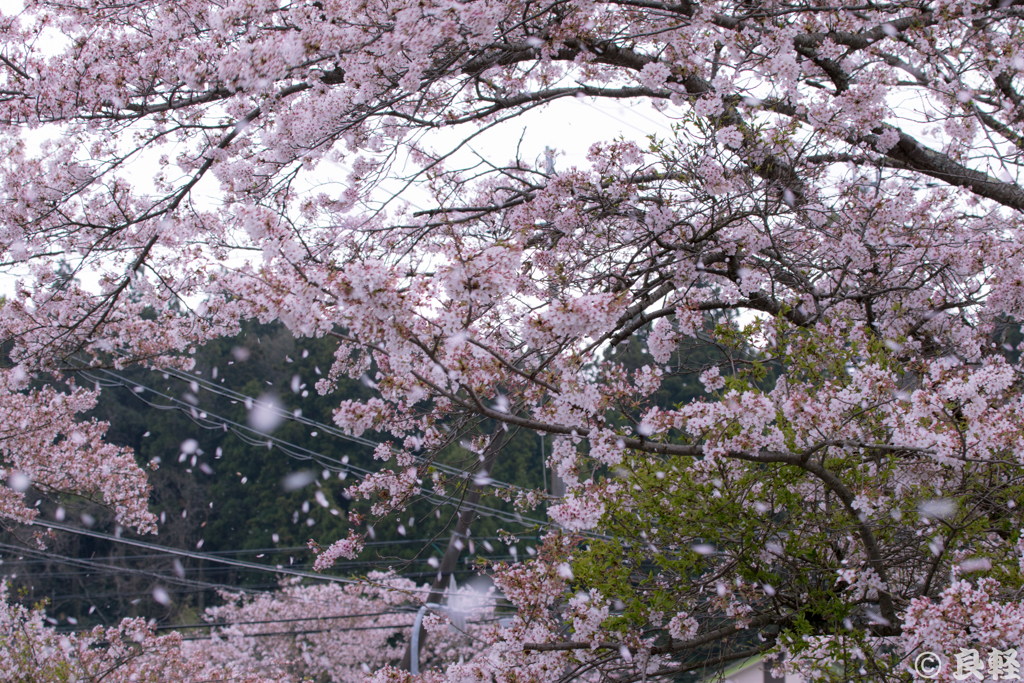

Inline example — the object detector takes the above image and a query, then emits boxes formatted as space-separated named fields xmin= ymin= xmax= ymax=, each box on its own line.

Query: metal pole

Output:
xmin=409 ymin=603 xmax=440 ymax=675
xmin=540 ymin=433 xmax=547 ymax=494
xmin=398 ymin=430 xmax=506 ymax=671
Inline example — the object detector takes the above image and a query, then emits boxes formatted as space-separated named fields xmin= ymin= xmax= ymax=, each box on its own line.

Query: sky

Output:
xmin=0 ymin=0 xmax=688 ymax=297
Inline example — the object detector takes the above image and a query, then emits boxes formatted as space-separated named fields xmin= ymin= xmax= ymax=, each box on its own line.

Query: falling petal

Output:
xmin=8 ymin=472 xmax=29 ymax=492
xmin=249 ymin=395 xmax=284 ymax=433
xmin=918 ymin=499 xmax=956 ymax=520
xmin=152 ymin=587 xmax=171 ymax=606
xmin=865 ymin=610 xmax=890 ymax=626
xmin=283 ymin=470 xmax=316 ymax=492
xmin=960 ymin=558 xmax=991 ymax=573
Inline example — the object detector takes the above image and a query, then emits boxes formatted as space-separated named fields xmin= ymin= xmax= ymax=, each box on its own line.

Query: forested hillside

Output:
xmin=2 ymin=320 xmax=711 ymax=633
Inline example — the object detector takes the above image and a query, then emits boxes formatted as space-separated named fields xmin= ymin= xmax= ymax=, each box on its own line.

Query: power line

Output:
xmin=30 ymin=521 xmax=362 ymax=586
xmin=117 ymin=359 xmax=549 ymax=499
xmin=24 ymin=521 xmax=521 ymax=599
xmin=53 ymin=608 xmax=421 ymax=634
xmin=5 ymin=561 xmax=516 ymax=581
xmin=16 ymin=365 xmax=560 ymax=611
xmin=0 ymin=540 xmax=462 ymax=604
xmin=0 ymin=541 xmax=246 ymax=595
xmin=3 ymin=565 xmax=508 ymax=595
xmin=0 ymin=536 xmax=528 ymax=565
xmin=83 ymin=368 xmax=551 ymax=529
xmin=0 ymin=546 xmax=308 ymax=562
xmin=177 ymin=616 xmax=503 ymax=642
xmin=120 ymin=363 xmax=535 ymax=494
xmin=1 ymin=558 xmax=487 ymax=574
xmin=2 ymin=530 xmax=536 ymax=593
xmin=15 ymin=586 xmax=286 ymax=603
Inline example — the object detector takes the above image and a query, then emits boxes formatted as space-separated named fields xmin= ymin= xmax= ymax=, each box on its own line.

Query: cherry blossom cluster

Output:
xmin=0 ymin=581 xmax=270 ymax=682
xmin=188 ymin=573 xmax=489 ymax=682
xmin=0 ymin=369 xmax=155 ymax=534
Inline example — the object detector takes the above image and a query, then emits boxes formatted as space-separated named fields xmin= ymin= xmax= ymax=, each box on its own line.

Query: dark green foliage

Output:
xmin=3 ymin=320 xmax=549 ymax=628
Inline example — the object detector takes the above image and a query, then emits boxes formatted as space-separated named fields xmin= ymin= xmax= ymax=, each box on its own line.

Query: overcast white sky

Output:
xmin=0 ymin=0 xmax=684 ymax=297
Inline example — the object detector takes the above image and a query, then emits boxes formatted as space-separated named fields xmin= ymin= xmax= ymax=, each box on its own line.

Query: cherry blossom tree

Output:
xmin=3 ymin=0 xmax=1024 ymax=681
xmin=187 ymin=572 xmax=492 ymax=683
xmin=0 ymin=580 xmax=271 ymax=683
xmin=0 ymin=573 xmax=486 ymax=683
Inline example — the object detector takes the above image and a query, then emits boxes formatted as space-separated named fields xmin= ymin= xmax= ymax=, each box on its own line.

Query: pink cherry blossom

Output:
xmin=3 ymin=1 xmax=1024 ymax=680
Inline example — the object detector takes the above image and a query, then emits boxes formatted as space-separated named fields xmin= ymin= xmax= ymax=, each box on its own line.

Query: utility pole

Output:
xmin=541 ymin=434 xmax=565 ymax=499
xmin=399 ymin=429 xmax=506 ymax=671
xmin=540 ymin=432 xmax=547 ymax=494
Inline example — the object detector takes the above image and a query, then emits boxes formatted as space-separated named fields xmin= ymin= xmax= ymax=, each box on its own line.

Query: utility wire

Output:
xmin=25 ymin=521 xmax=517 ymax=600
xmin=117 ymin=363 xmax=535 ymax=494
xmin=3 ymin=565 xmax=511 ymax=595
xmin=1 ymin=546 xmax=527 ymax=572
xmin=30 ymin=521 xmax=361 ymax=586
xmin=178 ymin=616 xmax=503 ymax=642
xmin=53 ymin=608 xmax=421 ymax=634
xmin=106 ymin=358 xmax=528 ymax=493
xmin=0 ymin=542 xmax=246 ymax=595
xmin=83 ymin=368 xmax=551 ymax=529
xmin=3 ymin=562 xmax=516 ymax=582
xmin=0 ymin=535 xmax=533 ymax=563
